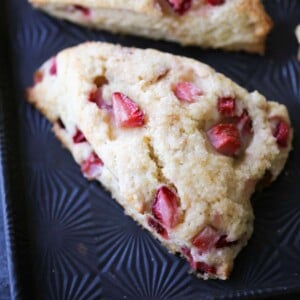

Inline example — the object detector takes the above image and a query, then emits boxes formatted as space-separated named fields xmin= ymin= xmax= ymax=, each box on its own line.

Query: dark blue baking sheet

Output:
xmin=0 ymin=0 xmax=300 ymax=299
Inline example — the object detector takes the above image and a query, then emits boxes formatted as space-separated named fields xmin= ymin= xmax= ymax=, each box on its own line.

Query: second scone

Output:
xmin=29 ymin=0 xmax=272 ymax=53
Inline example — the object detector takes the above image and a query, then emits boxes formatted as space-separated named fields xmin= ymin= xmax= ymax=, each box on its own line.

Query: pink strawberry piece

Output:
xmin=89 ymin=87 xmax=112 ymax=110
xmin=167 ymin=0 xmax=192 ymax=15
xmin=73 ymin=5 xmax=91 ymax=16
xmin=152 ymin=186 xmax=179 ymax=229
xmin=206 ymin=0 xmax=225 ymax=5
xmin=174 ymin=82 xmax=202 ymax=103
xmin=196 ymin=261 xmax=217 ymax=274
xmin=112 ymin=92 xmax=145 ymax=128
xmin=72 ymin=128 xmax=87 ymax=144
xmin=81 ymin=152 xmax=104 ymax=179
xmin=181 ymin=247 xmax=198 ymax=270
xmin=215 ymin=235 xmax=238 ymax=248
xmin=217 ymin=96 xmax=236 ymax=116
xmin=181 ymin=247 xmax=216 ymax=274
xmin=49 ymin=57 xmax=57 ymax=76
xmin=273 ymin=119 xmax=289 ymax=147
xmin=207 ymin=123 xmax=241 ymax=156
xmin=192 ymin=226 xmax=220 ymax=252
xmin=236 ymin=110 xmax=253 ymax=135
xmin=34 ymin=70 xmax=44 ymax=84
xmin=148 ymin=217 xmax=168 ymax=239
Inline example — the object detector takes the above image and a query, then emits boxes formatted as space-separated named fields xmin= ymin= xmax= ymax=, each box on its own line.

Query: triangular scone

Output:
xmin=29 ymin=0 xmax=272 ymax=54
xmin=27 ymin=42 xmax=292 ymax=280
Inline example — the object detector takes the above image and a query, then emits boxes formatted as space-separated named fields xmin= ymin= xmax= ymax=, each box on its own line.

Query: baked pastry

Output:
xmin=27 ymin=42 xmax=292 ymax=279
xmin=29 ymin=0 xmax=272 ymax=54
xmin=296 ymin=25 xmax=300 ymax=60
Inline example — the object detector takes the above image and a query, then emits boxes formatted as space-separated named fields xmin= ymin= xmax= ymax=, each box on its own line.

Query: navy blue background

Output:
xmin=0 ymin=209 xmax=10 ymax=299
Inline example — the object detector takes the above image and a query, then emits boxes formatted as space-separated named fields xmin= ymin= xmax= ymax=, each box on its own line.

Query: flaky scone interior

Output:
xmin=27 ymin=42 xmax=292 ymax=279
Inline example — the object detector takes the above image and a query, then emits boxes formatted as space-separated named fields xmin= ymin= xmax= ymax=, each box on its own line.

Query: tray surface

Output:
xmin=0 ymin=0 xmax=300 ymax=299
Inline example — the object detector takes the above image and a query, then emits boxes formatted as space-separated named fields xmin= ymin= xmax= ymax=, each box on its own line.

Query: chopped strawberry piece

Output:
xmin=49 ymin=57 xmax=57 ymax=76
xmin=34 ymin=70 xmax=44 ymax=84
xmin=181 ymin=247 xmax=216 ymax=274
xmin=167 ymin=0 xmax=192 ymax=15
xmin=148 ymin=217 xmax=168 ymax=239
xmin=196 ymin=262 xmax=217 ymax=274
xmin=218 ymin=96 xmax=236 ymax=116
xmin=174 ymin=82 xmax=202 ymax=103
xmin=152 ymin=186 xmax=179 ymax=229
xmin=112 ymin=92 xmax=145 ymax=128
xmin=73 ymin=5 xmax=91 ymax=16
xmin=206 ymin=0 xmax=225 ymax=5
xmin=192 ymin=226 xmax=220 ymax=252
xmin=81 ymin=152 xmax=104 ymax=179
xmin=215 ymin=235 xmax=238 ymax=248
xmin=273 ymin=119 xmax=289 ymax=147
xmin=181 ymin=247 xmax=198 ymax=270
xmin=72 ymin=128 xmax=87 ymax=144
xmin=181 ymin=246 xmax=191 ymax=258
xmin=235 ymin=110 xmax=253 ymax=135
xmin=89 ymin=88 xmax=112 ymax=110
xmin=207 ymin=123 xmax=241 ymax=156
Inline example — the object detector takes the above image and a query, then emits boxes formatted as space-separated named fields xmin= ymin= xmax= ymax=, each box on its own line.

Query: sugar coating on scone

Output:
xmin=29 ymin=0 xmax=272 ymax=54
xmin=27 ymin=42 xmax=292 ymax=280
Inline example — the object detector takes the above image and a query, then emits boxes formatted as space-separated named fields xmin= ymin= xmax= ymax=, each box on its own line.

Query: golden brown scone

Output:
xmin=27 ymin=42 xmax=292 ymax=280
xmin=29 ymin=0 xmax=272 ymax=54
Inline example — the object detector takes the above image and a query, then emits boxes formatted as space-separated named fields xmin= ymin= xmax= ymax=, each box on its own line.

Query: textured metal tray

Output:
xmin=0 ymin=0 xmax=300 ymax=299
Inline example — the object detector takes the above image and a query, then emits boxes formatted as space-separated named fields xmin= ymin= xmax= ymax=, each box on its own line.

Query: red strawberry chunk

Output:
xmin=174 ymin=82 xmax=202 ymax=103
xmin=273 ymin=119 xmax=289 ymax=147
xmin=73 ymin=5 xmax=91 ymax=16
xmin=206 ymin=0 xmax=225 ymax=5
xmin=192 ymin=226 xmax=220 ymax=252
xmin=89 ymin=87 xmax=112 ymax=110
xmin=181 ymin=247 xmax=198 ymax=270
xmin=81 ymin=152 xmax=104 ymax=179
xmin=196 ymin=261 xmax=217 ymax=274
xmin=34 ymin=70 xmax=44 ymax=84
xmin=49 ymin=57 xmax=57 ymax=76
xmin=72 ymin=128 xmax=87 ymax=144
xmin=215 ymin=235 xmax=238 ymax=248
xmin=235 ymin=110 xmax=253 ymax=135
xmin=112 ymin=92 xmax=145 ymax=128
xmin=217 ymin=96 xmax=236 ymax=116
xmin=181 ymin=247 xmax=216 ymax=274
xmin=148 ymin=217 xmax=168 ymax=239
xmin=207 ymin=123 xmax=241 ymax=156
xmin=167 ymin=0 xmax=192 ymax=15
xmin=152 ymin=186 xmax=179 ymax=229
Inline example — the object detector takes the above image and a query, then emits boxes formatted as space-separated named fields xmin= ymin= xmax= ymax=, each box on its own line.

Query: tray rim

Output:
xmin=0 ymin=6 xmax=22 ymax=300
xmin=0 ymin=0 xmax=300 ymax=299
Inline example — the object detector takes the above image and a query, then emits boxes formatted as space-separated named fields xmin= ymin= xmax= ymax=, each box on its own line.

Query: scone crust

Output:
xmin=236 ymin=0 xmax=273 ymax=53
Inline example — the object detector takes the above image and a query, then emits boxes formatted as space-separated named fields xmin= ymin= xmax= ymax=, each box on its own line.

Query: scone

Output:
xmin=26 ymin=42 xmax=292 ymax=280
xmin=29 ymin=0 xmax=272 ymax=54
xmin=296 ymin=25 xmax=300 ymax=60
